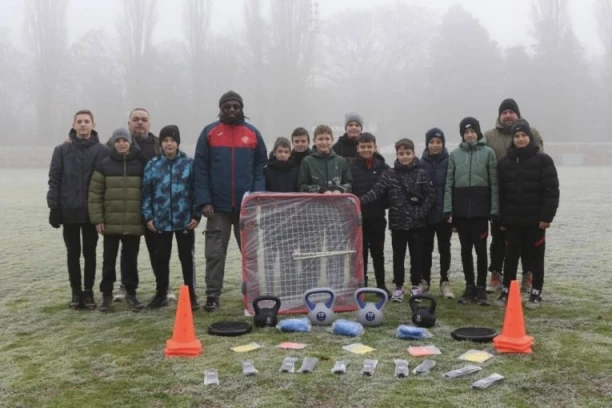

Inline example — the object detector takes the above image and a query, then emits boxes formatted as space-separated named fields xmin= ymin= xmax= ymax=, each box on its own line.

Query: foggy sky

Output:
xmin=0 ymin=0 xmax=605 ymax=57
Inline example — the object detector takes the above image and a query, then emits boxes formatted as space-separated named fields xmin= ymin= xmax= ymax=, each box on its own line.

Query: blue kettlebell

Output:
xmin=354 ymin=288 xmax=388 ymax=327
xmin=304 ymin=287 xmax=336 ymax=326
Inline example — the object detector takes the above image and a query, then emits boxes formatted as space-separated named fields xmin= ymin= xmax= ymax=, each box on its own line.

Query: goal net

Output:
xmin=240 ymin=192 xmax=364 ymax=315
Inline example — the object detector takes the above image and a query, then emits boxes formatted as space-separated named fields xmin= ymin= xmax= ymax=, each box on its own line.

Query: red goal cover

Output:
xmin=240 ymin=193 xmax=364 ymax=315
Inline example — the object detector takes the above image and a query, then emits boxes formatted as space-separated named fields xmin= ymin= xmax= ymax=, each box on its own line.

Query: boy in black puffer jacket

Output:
xmin=350 ymin=133 xmax=390 ymax=295
xmin=263 ymin=137 xmax=299 ymax=295
xmin=361 ymin=139 xmax=435 ymax=303
xmin=420 ymin=128 xmax=454 ymax=299
xmin=495 ymin=119 xmax=559 ymax=309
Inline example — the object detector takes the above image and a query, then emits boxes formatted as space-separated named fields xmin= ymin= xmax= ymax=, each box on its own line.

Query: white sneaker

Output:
xmin=410 ymin=286 xmax=422 ymax=298
xmin=166 ymin=290 xmax=177 ymax=301
xmin=391 ymin=288 xmax=405 ymax=302
xmin=113 ymin=285 xmax=126 ymax=302
xmin=440 ymin=281 xmax=455 ymax=299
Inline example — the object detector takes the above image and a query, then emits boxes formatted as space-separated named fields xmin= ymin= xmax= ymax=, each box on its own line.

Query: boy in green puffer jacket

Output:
xmin=444 ymin=117 xmax=498 ymax=306
xmin=298 ymin=125 xmax=352 ymax=294
xmin=89 ymin=128 xmax=148 ymax=312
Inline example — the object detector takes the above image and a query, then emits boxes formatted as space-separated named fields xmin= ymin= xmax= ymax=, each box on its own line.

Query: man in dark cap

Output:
xmin=484 ymin=98 xmax=544 ymax=294
xmin=193 ymin=91 xmax=268 ymax=312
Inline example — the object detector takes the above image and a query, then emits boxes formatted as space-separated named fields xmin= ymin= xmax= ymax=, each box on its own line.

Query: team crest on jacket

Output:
xmin=241 ymin=135 xmax=249 ymax=144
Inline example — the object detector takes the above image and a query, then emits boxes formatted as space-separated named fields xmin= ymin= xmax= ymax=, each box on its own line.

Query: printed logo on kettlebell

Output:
xmin=316 ymin=311 xmax=327 ymax=321
xmin=365 ymin=311 xmax=375 ymax=321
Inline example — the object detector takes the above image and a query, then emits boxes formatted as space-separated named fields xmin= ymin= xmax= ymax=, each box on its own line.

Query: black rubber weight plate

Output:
xmin=208 ymin=321 xmax=253 ymax=337
xmin=451 ymin=327 xmax=498 ymax=343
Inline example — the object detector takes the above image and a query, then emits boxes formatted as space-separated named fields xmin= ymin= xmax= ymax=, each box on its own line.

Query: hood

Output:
xmin=494 ymin=116 xmax=515 ymax=135
xmin=337 ymin=133 xmax=359 ymax=146
xmin=266 ymin=157 xmax=295 ymax=172
xmin=311 ymin=148 xmax=338 ymax=159
xmin=68 ymin=128 xmax=100 ymax=146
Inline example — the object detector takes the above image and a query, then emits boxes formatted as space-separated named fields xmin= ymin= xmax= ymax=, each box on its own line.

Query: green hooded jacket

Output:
xmin=444 ymin=138 xmax=499 ymax=219
xmin=298 ymin=149 xmax=352 ymax=193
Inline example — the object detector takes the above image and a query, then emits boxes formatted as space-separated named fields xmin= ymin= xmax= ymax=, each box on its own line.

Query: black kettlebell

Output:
xmin=252 ymin=296 xmax=281 ymax=328
xmin=410 ymin=293 xmax=437 ymax=328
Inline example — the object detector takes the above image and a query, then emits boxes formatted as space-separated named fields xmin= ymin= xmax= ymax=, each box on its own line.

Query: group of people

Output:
xmin=47 ymin=91 xmax=559 ymax=314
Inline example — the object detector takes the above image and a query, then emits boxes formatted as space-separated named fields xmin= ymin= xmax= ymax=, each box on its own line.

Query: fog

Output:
xmin=1 ymin=0 xmax=612 ymax=149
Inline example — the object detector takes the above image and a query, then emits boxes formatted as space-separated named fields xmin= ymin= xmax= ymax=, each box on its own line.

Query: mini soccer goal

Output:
xmin=240 ymin=192 xmax=364 ymax=315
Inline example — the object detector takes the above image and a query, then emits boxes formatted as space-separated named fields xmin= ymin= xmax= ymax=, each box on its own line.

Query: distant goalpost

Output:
xmin=240 ymin=193 xmax=364 ymax=315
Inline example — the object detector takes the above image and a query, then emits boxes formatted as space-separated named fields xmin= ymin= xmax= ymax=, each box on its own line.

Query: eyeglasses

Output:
xmin=222 ymin=103 xmax=242 ymax=111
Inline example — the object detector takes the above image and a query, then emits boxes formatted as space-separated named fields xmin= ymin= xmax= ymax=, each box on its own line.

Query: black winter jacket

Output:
xmin=420 ymin=148 xmax=449 ymax=225
xmin=498 ymin=144 xmax=559 ymax=226
xmin=361 ymin=159 xmax=435 ymax=230
xmin=47 ymin=129 xmax=109 ymax=224
xmin=332 ymin=134 xmax=359 ymax=164
xmin=350 ymin=153 xmax=389 ymax=220
xmin=264 ymin=158 xmax=299 ymax=193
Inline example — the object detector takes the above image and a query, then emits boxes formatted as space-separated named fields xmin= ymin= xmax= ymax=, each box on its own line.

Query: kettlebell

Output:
xmin=252 ymin=296 xmax=281 ymax=328
xmin=410 ymin=293 xmax=437 ymax=328
xmin=304 ymin=288 xmax=336 ymax=326
xmin=354 ymin=288 xmax=388 ymax=327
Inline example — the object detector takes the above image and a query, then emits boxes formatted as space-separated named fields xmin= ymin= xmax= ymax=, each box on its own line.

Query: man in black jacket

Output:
xmin=495 ymin=119 xmax=559 ymax=309
xmin=350 ymin=133 xmax=390 ymax=295
xmin=332 ymin=111 xmax=364 ymax=164
xmin=47 ymin=110 xmax=109 ymax=309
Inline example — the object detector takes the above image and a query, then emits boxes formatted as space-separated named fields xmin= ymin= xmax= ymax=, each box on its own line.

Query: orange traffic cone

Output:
xmin=493 ymin=280 xmax=534 ymax=354
xmin=165 ymin=285 xmax=202 ymax=357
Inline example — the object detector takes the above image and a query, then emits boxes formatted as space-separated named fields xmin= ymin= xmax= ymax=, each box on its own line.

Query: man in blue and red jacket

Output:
xmin=194 ymin=91 xmax=268 ymax=311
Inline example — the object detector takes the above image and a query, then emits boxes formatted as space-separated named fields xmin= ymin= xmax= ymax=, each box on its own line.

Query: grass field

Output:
xmin=1 ymin=167 xmax=611 ymax=408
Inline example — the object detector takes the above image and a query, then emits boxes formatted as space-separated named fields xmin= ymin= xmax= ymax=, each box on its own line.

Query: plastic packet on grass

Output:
xmin=332 ymin=319 xmax=364 ymax=337
xmin=331 ymin=360 xmax=349 ymax=374
xmin=361 ymin=359 xmax=378 ymax=376
xmin=279 ymin=357 xmax=298 ymax=373
xmin=396 ymin=325 xmax=432 ymax=340
xmin=458 ymin=350 xmax=493 ymax=363
xmin=443 ymin=365 xmax=482 ymax=379
xmin=472 ymin=373 xmax=505 ymax=389
xmin=204 ymin=369 xmax=219 ymax=385
xmin=277 ymin=317 xmax=311 ymax=333
xmin=242 ymin=360 xmax=258 ymax=376
xmin=408 ymin=345 xmax=441 ymax=357
xmin=298 ymin=357 xmax=318 ymax=373
xmin=413 ymin=359 xmax=436 ymax=375
xmin=394 ymin=359 xmax=409 ymax=378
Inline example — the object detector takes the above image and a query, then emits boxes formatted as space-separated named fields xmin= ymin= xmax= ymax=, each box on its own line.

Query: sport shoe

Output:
xmin=440 ymin=281 xmax=455 ymax=299
xmin=82 ymin=291 xmax=96 ymax=310
xmin=166 ymin=289 xmax=177 ymax=301
xmin=458 ymin=285 xmax=476 ymax=304
xmin=125 ymin=293 xmax=145 ymax=311
xmin=203 ymin=297 xmax=220 ymax=312
xmin=493 ymin=291 xmax=508 ymax=307
xmin=391 ymin=288 xmax=405 ymax=302
xmin=418 ymin=280 xmax=430 ymax=294
xmin=147 ymin=292 xmax=169 ymax=309
xmin=69 ymin=292 xmax=82 ymax=310
xmin=410 ymin=286 xmax=422 ymax=297
xmin=525 ymin=293 xmax=542 ymax=309
xmin=99 ymin=294 xmax=113 ymax=313
xmin=114 ymin=284 xmax=126 ymax=302
xmin=486 ymin=272 xmax=503 ymax=293
xmin=521 ymin=272 xmax=533 ymax=294
xmin=476 ymin=286 xmax=489 ymax=306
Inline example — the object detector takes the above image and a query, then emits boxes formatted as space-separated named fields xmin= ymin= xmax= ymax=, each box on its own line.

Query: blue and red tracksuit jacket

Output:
xmin=194 ymin=120 xmax=268 ymax=212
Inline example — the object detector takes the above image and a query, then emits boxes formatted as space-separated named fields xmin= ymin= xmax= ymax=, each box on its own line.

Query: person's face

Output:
xmin=220 ymin=101 xmax=243 ymax=121
xmin=292 ymin=135 xmax=309 ymax=152
xmin=428 ymin=137 xmax=443 ymax=155
xmin=114 ymin=138 xmax=130 ymax=155
xmin=128 ymin=110 xmax=150 ymax=138
xmin=513 ymin=131 xmax=530 ymax=148
xmin=500 ymin=110 xmax=519 ymax=127
xmin=314 ymin=133 xmax=333 ymax=153
xmin=357 ymin=141 xmax=376 ymax=160
xmin=274 ymin=146 xmax=291 ymax=161
xmin=396 ymin=147 xmax=415 ymax=165
xmin=73 ymin=114 xmax=94 ymax=138
xmin=161 ymin=137 xmax=178 ymax=156
xmin=463 ymin=128 xmax=478 ymax=143
xmin=346 ymin=121 xmax=362 ymax=139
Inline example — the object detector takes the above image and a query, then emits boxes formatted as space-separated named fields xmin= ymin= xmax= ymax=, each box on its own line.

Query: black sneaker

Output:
xmin=69 ymin=292 xmax=82 ymax=310
xmin=476 ymin=286 xmax=489 ymax=306
xmin=203 ymin=297 xmax=220 ymax=312
xmin=493 ymin=291 xmax=508 ymax=307
xmin=125 ymin=293 xmax=145 ymax=311
xmin=458 ymin=285 xmax=477 ymax=304
xmin=99 ymin=294 xmax=113 ymax=313
xmin=525 ymin=293 xmax=542 ymax=309
xmin=147 ymin=292 xmax=168 ymax=309
xmin=82 ymin=291 xmax=96 ymax=310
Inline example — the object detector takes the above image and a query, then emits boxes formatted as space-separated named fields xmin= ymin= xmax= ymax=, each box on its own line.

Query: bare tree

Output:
xmin=0 ymin=29 xmax=28 ymax=145
xmin=118 ymin=0 xmax=158 ymax=109
xmin=24 ymin=0 xmax=68 ymax=145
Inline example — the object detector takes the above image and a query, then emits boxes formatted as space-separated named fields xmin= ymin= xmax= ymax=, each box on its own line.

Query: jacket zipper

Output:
xmin=231 ymin=127 xmax=235 ymax=208
xmin=123 ymin=155 xmax=127 ymax=234
xmin=468 ymin=147 xmax=473 ymax=217
xmin=169 ymin=160 xmax=174 ymax=231
xmin=324 ymin=154 xmax=329 ymax=190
